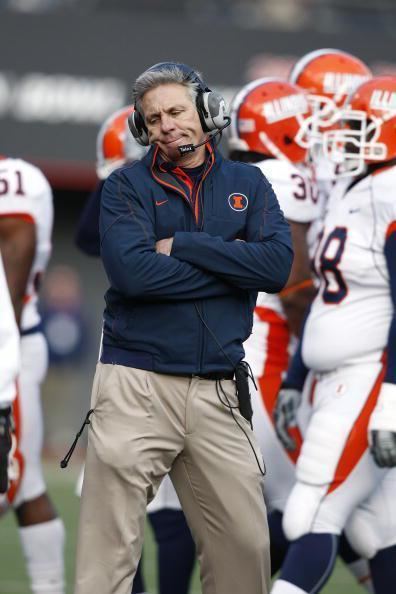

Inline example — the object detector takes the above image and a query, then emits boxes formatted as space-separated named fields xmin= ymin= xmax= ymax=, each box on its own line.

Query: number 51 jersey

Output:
xmin=0 ymin=157 xmax=53 ymax=332
xmin=303 ymin=165 xmax=396 ymax=372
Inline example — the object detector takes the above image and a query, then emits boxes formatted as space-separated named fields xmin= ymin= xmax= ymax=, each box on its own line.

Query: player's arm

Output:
xmin=0 ymin=216 xmax=36 ymax=326
xmin=369 ymin=223 xmax=396 ymax=467
xmin=279 ymin=220 xmax=316 ymax=337
xmin=0 ymin=252 xmax=19 ymax=405
xmin=0 ymin=248 xmax=21 ymax=494
xmin=274 ymin=308 xmax=311 ymax=450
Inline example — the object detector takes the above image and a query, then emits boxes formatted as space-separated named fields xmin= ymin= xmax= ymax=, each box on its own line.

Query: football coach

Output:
xmin=74 ymin=62 xmax=293 ymax=594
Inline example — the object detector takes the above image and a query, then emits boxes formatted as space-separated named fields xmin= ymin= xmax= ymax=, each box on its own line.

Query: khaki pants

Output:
xmin=74 ymin=363 xmax=270 ymax=594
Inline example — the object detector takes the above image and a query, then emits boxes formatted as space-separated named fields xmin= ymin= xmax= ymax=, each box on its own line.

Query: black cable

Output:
xmin=194 ymin=303 xmax=265 ymax=475
xmin=60 ymin=409 xmax=94 ymax=469
xmin=194 ymin=302 xmax=237 ymax=370
xmin=216 ymin=380 xmax=266 ymax=477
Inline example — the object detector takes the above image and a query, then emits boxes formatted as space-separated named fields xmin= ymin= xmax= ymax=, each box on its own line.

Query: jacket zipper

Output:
xmin=152 ymin=146 xmax=215 ymax=371
xmin=193 ymin=155 xmax=214 ymax=370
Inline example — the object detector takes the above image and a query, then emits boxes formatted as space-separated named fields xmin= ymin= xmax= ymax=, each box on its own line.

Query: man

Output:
xmin=0 ymin=249 xmax=20 ymax=495
xmin=229 ymin=69 xmax=376 ymax=594
xmin=271 ymin=76 xmax=396 ymax=594
xmin=227 ymin=77 xmax=318 ymax=572
xmin=75 ymin=105 xmax=196 ymax=594
xmin=74 ymin=61 xmax=293 ymax=594
xmin=0 ymin=156 xmax=65 ymax=594
xmin=272 ymin=48 xmax=375 ymax=593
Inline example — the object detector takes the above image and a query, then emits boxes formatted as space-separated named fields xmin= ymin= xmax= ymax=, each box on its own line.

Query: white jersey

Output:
xmin=304 ymin=152 xmax=334 ymax=259
xmin=253 ymin=158 xmax=320 ymax=316
xmin=310 ymin=146 xmax=336 ymax=204
xmin=0 ymin=250 xmax=20 ymax=404
xmin=303 ymin=165 xmax=396 ymax=371
xmin=0 ymin=158 xmax=53 ymax=331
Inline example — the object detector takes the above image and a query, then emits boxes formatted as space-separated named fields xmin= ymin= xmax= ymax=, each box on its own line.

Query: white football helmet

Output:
xmin=323 ymin=76 xmax=396 ymax=177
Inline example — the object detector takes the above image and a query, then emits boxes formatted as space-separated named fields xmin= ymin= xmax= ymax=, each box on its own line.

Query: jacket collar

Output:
xmin=143 ymin=141 xmax=218 ymax=225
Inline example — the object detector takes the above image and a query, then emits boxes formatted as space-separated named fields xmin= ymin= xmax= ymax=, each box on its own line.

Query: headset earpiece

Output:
xmin=128 ymin=110 xmax=150 ymax=146
xmin=197 ymin=91 xmax=228 ymax=132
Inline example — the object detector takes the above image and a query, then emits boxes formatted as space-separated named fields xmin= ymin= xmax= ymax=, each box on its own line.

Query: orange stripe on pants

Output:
xmin=327 ymin=357 xmax=386 ymax=495
xmin=255 ymin=307 xmax=303 ymax=463
xmin=6 ymin=381 xmax=25 ymax=506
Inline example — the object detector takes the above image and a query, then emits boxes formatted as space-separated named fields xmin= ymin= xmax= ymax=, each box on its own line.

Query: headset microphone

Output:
xmin=178 ymin=117 xmax=231 ymax=155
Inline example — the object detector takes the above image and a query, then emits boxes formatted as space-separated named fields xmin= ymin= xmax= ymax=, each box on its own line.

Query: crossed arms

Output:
xmin=100 ymin=171 xmax=293 ymax=301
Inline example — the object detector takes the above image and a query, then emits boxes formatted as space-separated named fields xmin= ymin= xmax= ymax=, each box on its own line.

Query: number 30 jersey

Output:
xmin=253 ymin=158 xmax=321 ymax=316
xmin=303 ymin=165 xmax=396 ymax=372
xmin=0 ymin=157 xmax=53 ymax=332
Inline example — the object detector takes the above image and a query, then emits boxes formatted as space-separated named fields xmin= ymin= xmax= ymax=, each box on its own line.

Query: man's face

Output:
xmin=141 ymin=83 xmax=206 ymax=162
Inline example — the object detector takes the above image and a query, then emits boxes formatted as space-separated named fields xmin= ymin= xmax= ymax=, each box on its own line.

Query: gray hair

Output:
xmin=132 ymin=64 xmax=203 ymax=117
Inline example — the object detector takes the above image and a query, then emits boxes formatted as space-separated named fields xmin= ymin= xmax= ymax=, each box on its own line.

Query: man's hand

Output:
xmin=369 ymin=383 xmax=396 ymax=468
xmin=273 ymin=387 xmax=302 ymax=451
xmin=370 ymin=430 xmax=396 ymax=468
xmin=0 ymin=407 xmax=12 ymax=493
xmin=156 ymin=238 xmax=174 ymax=256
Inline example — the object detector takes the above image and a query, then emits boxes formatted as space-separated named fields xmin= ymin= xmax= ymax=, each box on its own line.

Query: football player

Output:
xmin=0 ymin=157 xmax=65 ymax=593
xmin=74 ymin=106 xmax=196 ymax=594
xmin=275 ymin=48 xmax=375 ymax=590
xmin=0 ymin=249 xmax=20 ymax=495
xmin=289 ymin=47 xmax=372 ymax=199
xmin=227 ymin=77 xmax=319 ymax=572
xmin=271 ymin=76 xmax=396 ymax=594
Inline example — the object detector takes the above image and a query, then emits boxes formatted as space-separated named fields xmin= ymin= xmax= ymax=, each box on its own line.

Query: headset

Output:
xmin=128 ymin=61 xmax=229 ymax=148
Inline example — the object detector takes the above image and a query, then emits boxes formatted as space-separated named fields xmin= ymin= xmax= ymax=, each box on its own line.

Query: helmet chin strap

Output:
xmin=259 ymin=131 xmax=290 ymax=163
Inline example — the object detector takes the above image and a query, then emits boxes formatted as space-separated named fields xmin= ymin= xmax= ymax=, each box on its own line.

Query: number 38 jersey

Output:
xmin=0 ymin=157 xmax=53 ymax=332
xmin=303 ymin=165 xmax=396 ymax=372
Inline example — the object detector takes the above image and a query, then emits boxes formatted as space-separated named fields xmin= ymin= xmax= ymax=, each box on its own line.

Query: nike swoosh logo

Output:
xmin=349 ymin=208 xmax=360 ymax=214
xmin=155 ymin=200 xmax=168 ymax=206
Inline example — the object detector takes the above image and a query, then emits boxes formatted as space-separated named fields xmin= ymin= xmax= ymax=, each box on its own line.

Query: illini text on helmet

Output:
xmin=262 ymin=94 xmax=309 ymax=124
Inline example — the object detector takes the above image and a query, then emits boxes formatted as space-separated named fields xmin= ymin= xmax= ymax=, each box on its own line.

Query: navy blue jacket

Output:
xmin=99 ymin=143 xmax=293 ymax=375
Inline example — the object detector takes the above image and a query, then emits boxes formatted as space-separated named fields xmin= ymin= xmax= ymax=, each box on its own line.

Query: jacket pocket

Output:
xmin=111 ymin=305 xmax=136 ymax=339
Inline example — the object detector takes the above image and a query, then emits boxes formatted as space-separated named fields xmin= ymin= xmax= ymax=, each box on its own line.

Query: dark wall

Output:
xmin=0 ymin=12 xmax=394 ymax=188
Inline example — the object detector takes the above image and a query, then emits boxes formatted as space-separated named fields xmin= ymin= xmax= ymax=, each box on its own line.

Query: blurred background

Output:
xmin=0 ymin=0 xmax=396 ymax=456
xmin=0 ymin=0 xmax=396 ymax=486
xmin=0 ymin=1 xmax=394 ymax=591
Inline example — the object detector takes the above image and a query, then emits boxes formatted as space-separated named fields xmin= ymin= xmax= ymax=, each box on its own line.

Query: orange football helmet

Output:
xmin=96 ymin=106 xmax=147 ymax=179
xmin=289 ymin=49 xmax=372 ymax=148
xmin=323 ymin=76 xmax=396 ymax=176
xmin=228 ymin=78 xmax=311 ymax=164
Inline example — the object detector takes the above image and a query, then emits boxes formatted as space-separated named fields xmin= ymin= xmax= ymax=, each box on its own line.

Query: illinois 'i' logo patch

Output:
xmin=228 ymin=193 xmax=248 ymax=212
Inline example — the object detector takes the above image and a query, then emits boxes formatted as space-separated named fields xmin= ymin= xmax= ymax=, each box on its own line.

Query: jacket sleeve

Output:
xmin=383 ymin=225 xmax=396 ymax=385
xmin=100 ymin=171 xmax=239 ymax=300
xmin=171 ymin=174 xmax=294 ymax=293
xmin=75 ymin=181 xmax=103 ymax=257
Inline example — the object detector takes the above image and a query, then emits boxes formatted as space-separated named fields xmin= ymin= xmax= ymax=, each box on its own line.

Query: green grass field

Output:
xmin=0 ymin=462 xmax=364 ymax=594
